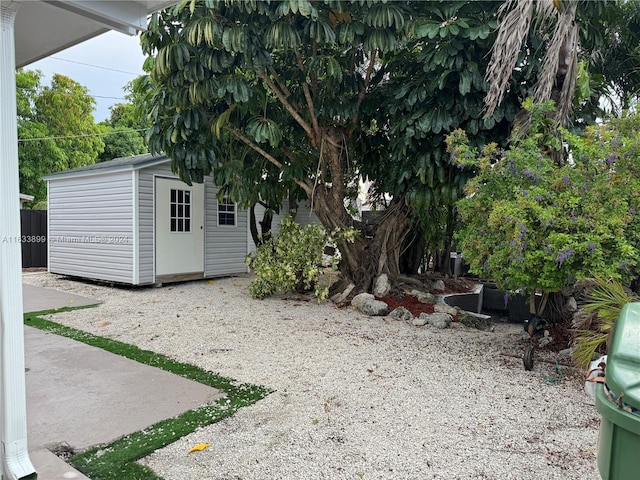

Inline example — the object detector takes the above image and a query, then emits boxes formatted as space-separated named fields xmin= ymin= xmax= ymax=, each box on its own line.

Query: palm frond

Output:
xmin=572 ymin=275 xmax=640 ymax=368
xmin=484 ymin=0 xmax=535 ymax=118
xmin=583 ymin=276 xmax=639 ymax=325
xmin=533 ymin=2 xmax=578 ymax=125
xmin=572 ymin=329 xmax=608 ymax=368
xmin=554 ymin=24 xmax=578 ymax=125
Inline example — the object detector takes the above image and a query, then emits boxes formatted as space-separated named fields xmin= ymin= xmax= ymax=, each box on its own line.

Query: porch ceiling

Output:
xmin=14 ymin=0 xmax=176 ymax=68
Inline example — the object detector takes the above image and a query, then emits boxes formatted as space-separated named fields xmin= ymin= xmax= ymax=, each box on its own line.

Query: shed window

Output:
xmin=218 ymin=196 xmax=236 ymax=226
xmin=170 ymin=188 xmax=191 ymax=232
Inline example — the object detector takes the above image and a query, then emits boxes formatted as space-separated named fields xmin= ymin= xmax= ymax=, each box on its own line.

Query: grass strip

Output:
xmin=25 ymin=310 xmax=271 ymax=480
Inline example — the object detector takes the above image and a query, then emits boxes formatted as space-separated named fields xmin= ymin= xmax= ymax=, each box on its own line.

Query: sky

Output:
xmin=27 ymin=31 xmax=148 ymax=122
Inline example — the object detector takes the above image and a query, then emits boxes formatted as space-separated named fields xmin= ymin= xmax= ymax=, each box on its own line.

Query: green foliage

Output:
xmin=98 ymin=99 xmax=150 ymax=162
xmin=139 ymin=1 xmax=624 ymax=284
xmin=453 ymin=102 xmax=639 ymax=298
xmin=17 ymin=70 xmax=104 ymax=204
xmin=35 ymin=74 xmax=105 ymax=168
xmin=246 ymin=217 xmax=354 ymax=301
xmin=98 ymin=127 xmax=147 ymax=162
xmin=573 ymin=277 xmax=640 ymax=368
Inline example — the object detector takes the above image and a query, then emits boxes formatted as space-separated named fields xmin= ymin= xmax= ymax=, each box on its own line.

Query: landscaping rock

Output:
xmin=459 ymin=313 xmax=494 ymax=332
xmin=557 ymin=347 xmax=573 ymax=364
xmin=351 ymin=293 xmax=374 ymax=310
xmin=331 ymin=283 xmax=355 ymax=304
xmin=360 ymin=299 xmax=390 ymax=316
xmin=409 ymin=289 xmax=435 ymax=304
xmin=352 ymin=293 xmax=389 ymax=316
xmin=539 ymin=334 xmax=554 ymax=348
xmin=564 ymin=296 xmax=578 ymax=313
xmin=389 ymin=307 xmax=413 ymax=322
xmin=420 ymin=312 xmax=452 ymax=329
xmin=431 ymin=280 xmax=446 ymax=292
xmin=412 ymin=316 xmax=428 ymax=327
xmin=373 ymin=274 xmax=391 ymax=297
xmin=434 ymin=303 xmax=458 ymax=316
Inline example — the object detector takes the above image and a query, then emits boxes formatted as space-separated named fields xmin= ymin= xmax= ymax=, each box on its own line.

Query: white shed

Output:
xmin=45 ymin=153 xmax=252 ymax=285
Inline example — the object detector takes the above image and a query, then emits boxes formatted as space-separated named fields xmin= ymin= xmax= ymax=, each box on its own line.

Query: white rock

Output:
xmin=351 ymin=293 xmax=374 ymax=310
xmin=434 ymin=303 xmax=458 ymax=316
xmin=412 ymin=316 xmax=428 ymax=326
xmin=419 ymin=312 xmax=452 ymax=329
xmin=390 ymin=307 xmax=413 ymax=322
xmin=373 ymin=274 xmax=391 ymax=297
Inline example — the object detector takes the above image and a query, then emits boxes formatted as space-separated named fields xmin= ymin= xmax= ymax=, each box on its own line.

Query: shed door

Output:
xmin=155 ymin=177 xmax=204 ymax=276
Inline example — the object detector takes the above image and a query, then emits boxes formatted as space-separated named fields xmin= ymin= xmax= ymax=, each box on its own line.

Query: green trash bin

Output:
xmin=596 ymin=302 xmax=640 ymax=479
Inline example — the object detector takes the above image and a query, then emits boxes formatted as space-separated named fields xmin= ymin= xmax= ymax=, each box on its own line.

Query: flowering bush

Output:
xmin=449 ymin=101 xmax=639 ymax=299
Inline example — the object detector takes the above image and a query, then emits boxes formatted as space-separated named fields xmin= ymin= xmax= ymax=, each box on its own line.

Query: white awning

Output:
xmin=2 ymin=2 xmax=177 ymax=479
xmin=15 ymin=1 xmax=176 ymax=68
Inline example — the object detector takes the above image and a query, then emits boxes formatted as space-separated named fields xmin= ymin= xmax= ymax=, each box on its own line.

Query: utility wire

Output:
xmin=18 ymin=128 xmax=147 ymax=143
xmin=47 ymin=56 xmax=143 ymax=76
xmin=16 ymin=85 xmax=127 ymax=101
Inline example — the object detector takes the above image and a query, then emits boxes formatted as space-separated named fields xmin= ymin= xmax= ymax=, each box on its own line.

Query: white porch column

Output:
xmin=0 ymin=1 xmax=37 ymax=479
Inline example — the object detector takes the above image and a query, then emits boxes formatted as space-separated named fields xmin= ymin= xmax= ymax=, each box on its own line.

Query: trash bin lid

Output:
xmin=606 ymin=302 xmax=640 ymax=412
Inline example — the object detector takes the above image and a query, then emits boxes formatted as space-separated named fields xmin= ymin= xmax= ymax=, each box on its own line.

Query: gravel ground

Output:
xmin=23 ymin=272 xmax=601 ymax=480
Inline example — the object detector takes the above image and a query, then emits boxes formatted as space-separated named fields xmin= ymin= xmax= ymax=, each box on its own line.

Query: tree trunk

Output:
xmin=399 ymin=229 xmax=426 ymax=275
xmin=258 ymin=207 xmax=273 ymax=243
xmin=288 ymin=193 xmax=298 ymax=220
xmin=249 ymin=204 xmax=273 ymax=247
xmin=309 ymin=126 xmax=412 ymax=295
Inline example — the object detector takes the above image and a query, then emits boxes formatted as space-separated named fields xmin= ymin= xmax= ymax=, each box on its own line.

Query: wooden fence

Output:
xmin=20 ymin=210 xmax=47 ymax=268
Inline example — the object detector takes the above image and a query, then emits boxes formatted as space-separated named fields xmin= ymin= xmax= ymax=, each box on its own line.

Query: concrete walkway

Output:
xmin=23 ymin=284 xmax=223 ymax=480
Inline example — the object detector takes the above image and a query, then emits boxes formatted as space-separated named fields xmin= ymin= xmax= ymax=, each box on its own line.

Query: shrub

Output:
xmin=245 ymin=216 xmax=340 ymax=301
xmin=449 ymin=101 xmax=638 ymax=307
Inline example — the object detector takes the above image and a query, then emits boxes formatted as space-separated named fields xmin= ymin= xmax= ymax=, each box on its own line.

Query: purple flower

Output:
xmin=555 ymin=248 xmax=574 ymax=264
xmin=587 ymin=243 xmax=596 ymax=252
xmin=563 ymin=176 xmax=570 ymax=184
xmin=517 ymin=233 xmax=524 ymax=240
xmin=607 ymin=154 xmax=618 ymax=165
xmin=631 ymin=207 xmax=637 ymax=215
xmin=519 ymin=224 xmax=527 ymax=233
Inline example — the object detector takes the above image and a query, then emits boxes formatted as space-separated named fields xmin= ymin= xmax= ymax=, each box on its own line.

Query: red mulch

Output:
xmin=544 ymin=322 xmax=575 ymax=353
xmin=377 ymin=295 xmax=436 ymax=317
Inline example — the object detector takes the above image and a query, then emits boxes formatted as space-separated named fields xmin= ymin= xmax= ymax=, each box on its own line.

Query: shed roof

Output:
xmin=44 ymin=153 xmax=171 ymax=180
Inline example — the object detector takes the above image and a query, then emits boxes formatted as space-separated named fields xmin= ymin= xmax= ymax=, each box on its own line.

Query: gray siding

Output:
xmin=204 ymin=182 xmax=249 ymax=276
xmin=48 ymin=171 xmax=135 ymax=283
xmin=250 ymin=200 xmax=322 ymax=252
xmin=137 ymin=164 xmax=177 ymax=284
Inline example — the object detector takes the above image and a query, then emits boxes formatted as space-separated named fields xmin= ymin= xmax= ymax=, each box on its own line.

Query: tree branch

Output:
xmin=226 ymin=125 xmax=313 ymax=196
xmin=295 ymin=50 xmax=322 ymax=142
xmin=256 ymin=71 xmax=316 ymax=145
xmin=352 ymin=49 xmax=378 ymax=126
xmin=268 ymin=66 xmax=292 ymax=98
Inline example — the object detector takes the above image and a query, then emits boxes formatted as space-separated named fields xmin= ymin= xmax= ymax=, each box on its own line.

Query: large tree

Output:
xmin=140 ymin=0 xmax=521 ymax=293
xmin=17 ymin=71 xmax=104 ymax=204
xmin=98 ymin=81 xmax=151 ymax=162
xmin=98 ymin=102 xmax=148 ymax=162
